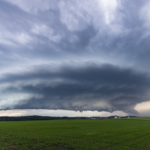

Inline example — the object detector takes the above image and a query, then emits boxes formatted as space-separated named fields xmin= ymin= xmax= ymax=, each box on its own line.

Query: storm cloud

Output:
xmin=0 ymin=63 xmax=150 ymax=114
xmin=0 ymin=0 xmax=150 ymax=115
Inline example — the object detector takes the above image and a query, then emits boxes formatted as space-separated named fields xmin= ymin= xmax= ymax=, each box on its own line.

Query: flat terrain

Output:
xmin=0 ymin=117 xmax=150 ymax=150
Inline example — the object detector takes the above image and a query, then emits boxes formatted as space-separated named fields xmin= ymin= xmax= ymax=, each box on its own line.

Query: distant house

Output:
xmin=115 ymin=116 xmax=118 ymax=119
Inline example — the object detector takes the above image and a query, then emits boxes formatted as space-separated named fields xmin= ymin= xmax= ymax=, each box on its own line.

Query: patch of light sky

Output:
xmin=0 ymin=109 xmax=128 ymax=117
xmin=99 ymin=0 xmax=117 ymax=25
xmin=134 ymin=101 xmax=150 ymax=116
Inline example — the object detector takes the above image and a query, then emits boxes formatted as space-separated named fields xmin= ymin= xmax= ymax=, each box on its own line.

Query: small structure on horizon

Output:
xmin=115 ymin=116 xmax=118 ymax=119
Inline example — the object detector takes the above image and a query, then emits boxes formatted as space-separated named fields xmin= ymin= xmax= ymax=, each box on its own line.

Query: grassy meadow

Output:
xmin=0 ymin=117 xmax=150 ymax=150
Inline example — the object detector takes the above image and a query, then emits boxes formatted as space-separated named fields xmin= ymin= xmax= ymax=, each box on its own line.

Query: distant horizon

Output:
xmin=0 ymin=109 xmax=149 ymax=117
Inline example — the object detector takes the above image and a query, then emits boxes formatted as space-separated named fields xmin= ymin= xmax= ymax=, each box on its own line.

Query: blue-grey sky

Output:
xmin=0 ymin=0 xmax=150 ymax=116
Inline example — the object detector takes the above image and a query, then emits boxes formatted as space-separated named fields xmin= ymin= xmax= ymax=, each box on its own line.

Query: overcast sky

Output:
xmin=0 ymin=0 xmax=150 ymax=117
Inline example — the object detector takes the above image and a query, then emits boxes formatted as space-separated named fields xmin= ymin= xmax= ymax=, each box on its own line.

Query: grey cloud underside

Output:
xmin=0 ymin=0 xmax=150 ymax=68
xmin=1 ymin=64 xmax=150 ymax=114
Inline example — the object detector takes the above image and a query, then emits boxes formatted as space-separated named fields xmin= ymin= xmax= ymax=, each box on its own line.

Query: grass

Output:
xmin=0 ymin=117 xmax=149 ymax=149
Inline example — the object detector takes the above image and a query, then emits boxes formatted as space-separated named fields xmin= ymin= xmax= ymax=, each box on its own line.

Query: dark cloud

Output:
xmin=0 ymin=0 xmax=150 ymax=66
xmin=1 ymin=63 xmax=150 ymax=114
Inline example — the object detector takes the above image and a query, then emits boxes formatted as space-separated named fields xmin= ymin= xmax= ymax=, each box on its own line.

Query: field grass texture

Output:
xmin=0 ymin=117 xmax=150 ymax=150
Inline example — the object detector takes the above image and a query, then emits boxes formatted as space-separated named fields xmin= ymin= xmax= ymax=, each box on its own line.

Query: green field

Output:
xmin=0 ymin=117 xmax=150 ymax=150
